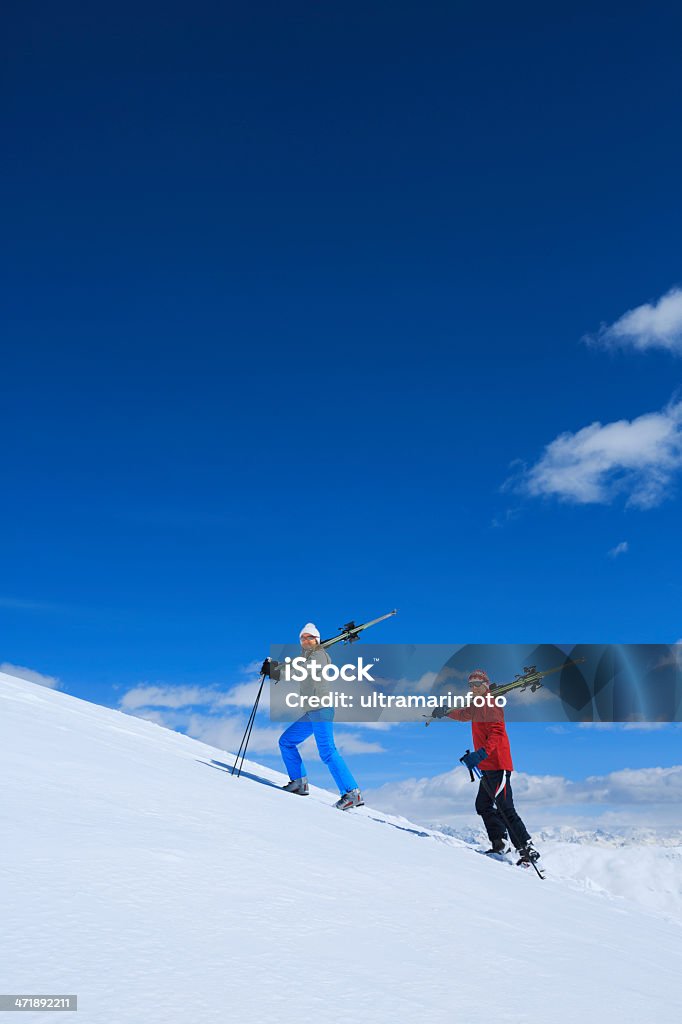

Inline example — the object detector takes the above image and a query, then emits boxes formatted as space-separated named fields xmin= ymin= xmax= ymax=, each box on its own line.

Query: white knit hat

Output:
xmin=299 ymin=622 xmax=321 ymax=641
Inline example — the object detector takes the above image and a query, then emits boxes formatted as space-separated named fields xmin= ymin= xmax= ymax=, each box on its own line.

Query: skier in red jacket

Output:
xmin=432 ymin=669 xmax=539 ymax=864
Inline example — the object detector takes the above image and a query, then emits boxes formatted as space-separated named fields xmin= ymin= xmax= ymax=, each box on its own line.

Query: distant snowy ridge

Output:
xmin=533 ymin=825 xmax=682 ymax=847
xmin=434 ymin=822 xmax=682 ymax=847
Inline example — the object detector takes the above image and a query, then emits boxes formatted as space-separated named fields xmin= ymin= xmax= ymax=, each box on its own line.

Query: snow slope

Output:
xmin=2 ymin=671 xmax=681 ymax=1024
xmin=429 ymin=825 xmax=682 ymax=922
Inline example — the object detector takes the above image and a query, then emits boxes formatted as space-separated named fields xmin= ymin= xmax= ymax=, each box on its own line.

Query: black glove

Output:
xmin=260 ymin=658 xmax=271 ymax=677
xmin=431 ymin=705 xmax=449 ymax=719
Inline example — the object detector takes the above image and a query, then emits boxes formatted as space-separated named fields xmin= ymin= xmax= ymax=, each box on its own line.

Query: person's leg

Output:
xmin=310 ymin=713 xmax=358 ymax=794
xmin=278 ymin=715 xmax=313 ymax=780
xmin=475 ymin=770 xmax=507 ymax=842
xmin=495 ymin=772 xmax=531 ymax=849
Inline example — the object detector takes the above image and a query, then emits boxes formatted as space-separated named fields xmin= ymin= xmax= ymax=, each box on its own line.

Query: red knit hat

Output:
xmin=468 ymin=669 xmax=491 ymax=688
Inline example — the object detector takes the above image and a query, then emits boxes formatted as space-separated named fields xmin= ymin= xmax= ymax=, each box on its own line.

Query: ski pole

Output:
xmin=460 ymin=750 xmax=544 ymax=880
xmin=231 ymin=673 xmax=265 ymax=777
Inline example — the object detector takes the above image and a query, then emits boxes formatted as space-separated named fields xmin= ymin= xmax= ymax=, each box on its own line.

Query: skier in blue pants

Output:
xmin=279 ymin=708 xmax=359 ymax=798
xmin=262 ymin=622 xmax=363 ymax=811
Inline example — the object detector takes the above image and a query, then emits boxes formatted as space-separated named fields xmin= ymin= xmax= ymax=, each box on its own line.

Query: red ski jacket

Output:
xmin=446 ymin=701 xmax=513 ymax=772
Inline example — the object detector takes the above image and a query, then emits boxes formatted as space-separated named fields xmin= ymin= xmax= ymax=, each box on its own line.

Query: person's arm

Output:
xmin=446 ymin=706 xmax=474 ymax=722
xmin=430 ymin=703 xmax=473 ymax=721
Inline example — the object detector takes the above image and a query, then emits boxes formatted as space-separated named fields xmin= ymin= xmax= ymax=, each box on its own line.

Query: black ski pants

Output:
xmin=475 ymin=770 xmax=531 ymax=849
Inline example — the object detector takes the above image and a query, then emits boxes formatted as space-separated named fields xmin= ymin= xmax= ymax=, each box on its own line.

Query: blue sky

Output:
xmin=3 ymin=2 xmax=682 ymax=818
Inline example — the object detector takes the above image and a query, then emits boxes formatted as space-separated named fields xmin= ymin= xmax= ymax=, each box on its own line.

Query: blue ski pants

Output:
xmin=279 ymin=711 xmax=358 ymax=795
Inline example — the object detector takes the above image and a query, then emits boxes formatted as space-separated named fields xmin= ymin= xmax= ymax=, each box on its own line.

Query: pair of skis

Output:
xmin=424 ymin=657 xmax=586 ymax=725
xmin=488 ymin=657 xmax=585 ymax=698
xmin=318 ymin=610 xmax=397 ymax=650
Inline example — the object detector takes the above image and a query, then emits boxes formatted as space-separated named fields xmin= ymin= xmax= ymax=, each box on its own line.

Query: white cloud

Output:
xmin=512 ymin=399 xmax=682 ymax=508
xmin=0 ymin=662 xmax=60 ymax=689
xmin=214 ymin=678 xmax=265 ymax=709
xmin=577 ymin=722 xmax=679 ymax=731
xmin=588 ymin=287 xmax=682 ymax=354
xmin=350 ymin=721 xmax=395 ymax=731
xmin=120 ymin=704 xmax=282 ymax=757
xmin=119 ymin=677 xmax=385 ymax=761
xmin=185 ymin=712 xmax=283 ymax=756
xmin=366 ymin=765 xmax=682 ymax=830
xmin=608 ymin=541 xmax=629 ymax=558
xmin=118 ymin=671 xmax=275 ymax=754
xmin=621 ymin=722 xmax=671 ymax=731
xmin=119 ymin=665 xmax=266 ymax=714
xmin=142 ymin=710 xmax=385 ymax=759
xmin=584 ymin=766 xmax=682 ymax=804
xmin=333 ymin=729 xmax=386 ymax=755
xmin=120 ymin=685 xmax=225 ymax=711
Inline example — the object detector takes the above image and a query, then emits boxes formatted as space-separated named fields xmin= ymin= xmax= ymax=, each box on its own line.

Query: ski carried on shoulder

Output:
xmin=488 ymin=657 xmax=585 ymax=699
xmin=424 ymin=657 xmax=585 ymax=726
xmin=319 ymin=610 xmax=397 ymax=650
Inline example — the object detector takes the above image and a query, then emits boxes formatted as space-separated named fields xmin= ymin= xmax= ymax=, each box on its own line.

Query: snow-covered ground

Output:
xmin=532 ymin=826 xmax=682 ymax=919
xmin=427 ymin=824 xmax=682 ymax=922
xmin=2 ymin=671 xmax=681 ymax=1024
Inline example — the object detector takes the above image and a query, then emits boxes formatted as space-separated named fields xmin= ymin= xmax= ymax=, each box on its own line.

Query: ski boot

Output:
xmin=516 ymin=842 xmax=540 ymax=866
xmin=486 ymin=837 xmax=510 ymax=855
xmin=335 ymin=789 xmax=364 ymax=811
xmin=282 ymin=777 xmax=309 ymax=795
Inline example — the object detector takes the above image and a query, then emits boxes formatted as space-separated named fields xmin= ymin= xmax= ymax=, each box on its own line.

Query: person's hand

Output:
xmin=460 ymin=747 xmax=488 ymax=769
xmin=260 ymin=658 xmax=271 ymax=677
xmin=430 ymin=705 xmax=449 ymax=719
